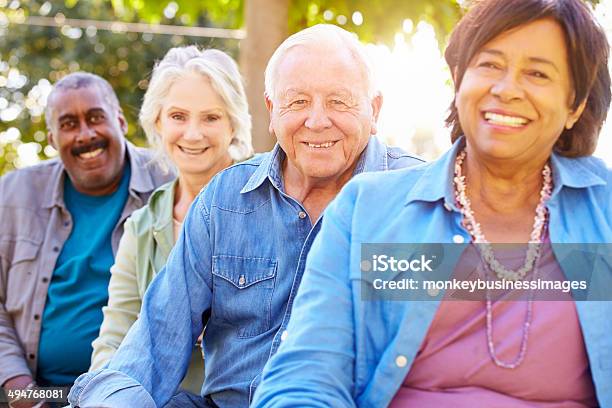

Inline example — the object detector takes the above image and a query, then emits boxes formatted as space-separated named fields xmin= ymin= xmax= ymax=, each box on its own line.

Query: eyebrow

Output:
xmin=87 ymin=108 xmax=106 ymax=116
xmin=57 ymin=108 xmax=106 ymax=122
xmin=329 ymin=90 xmax=355 ymax=99
xmin=282 ymin=87 xmax=356 ymax=98
xmin=281 ymin=89 xmax=306 ymax=98
xmin=57 ymin=113 xmax=77 ymax=123
xmin=166 ymin=105 xmax=224 ymax=114
xmin=480 ymin=49 xmax=560 ymax=73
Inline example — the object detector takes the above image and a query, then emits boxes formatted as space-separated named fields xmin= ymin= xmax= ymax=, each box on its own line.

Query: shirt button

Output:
xmin=28 ymin=353 xmax=35 ymax=359
xmin=395 ymin=355 xmax=408 ymax=368
xmin=52 ymin=246 xmax=60 ymax=252
xmin=452 ymin=234 xmax=465 ymax=244
xmin=238 ymin=275 xmax=246 ymax=286
xmin=34 ymin=314 xmax=40 ymax=320
xmin=428 ymin=287 xmax=440 ymax=297
xmin=63 ymin=221 xmax=70 ymax=227
xmin=298 ymin=211 xmax=307 ymax=219
xmin=41 ymin=277 xmax=49 ymax=283
xmin=280 ymin=330 xmax=288 ymax=342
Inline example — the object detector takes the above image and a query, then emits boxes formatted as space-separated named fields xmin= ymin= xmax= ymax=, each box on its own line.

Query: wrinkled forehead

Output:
xmin=274 ymin=44 xmax=369 ymax=100
xmin=49 ymin=84 xmax=118 ymax=117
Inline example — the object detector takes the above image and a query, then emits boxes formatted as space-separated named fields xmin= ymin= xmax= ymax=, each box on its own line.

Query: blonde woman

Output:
xmin=90 ymin=46 xmax=252 ymax=399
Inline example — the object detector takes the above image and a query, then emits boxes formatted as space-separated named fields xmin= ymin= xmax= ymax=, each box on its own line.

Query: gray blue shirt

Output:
xmin=0 ymin=143 xmax=172 ymax=387
xmin=37 ymin=163 xmax=131 ymax=386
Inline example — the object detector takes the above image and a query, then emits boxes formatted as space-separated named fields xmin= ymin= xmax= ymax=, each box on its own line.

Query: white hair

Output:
xmin=140 ymin=46 xmax=253 ymax=173
xmin=264 ymin=24 xmax=377 ymax=101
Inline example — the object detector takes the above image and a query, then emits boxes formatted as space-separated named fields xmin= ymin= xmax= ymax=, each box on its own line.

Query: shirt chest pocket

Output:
xmin=4 ymin=239 xmax=41 ymax=312
xmin=212 ymin=255 xmax=277 ymax=338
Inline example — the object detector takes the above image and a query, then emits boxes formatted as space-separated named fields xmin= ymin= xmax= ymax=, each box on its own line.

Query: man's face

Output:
xmin=267 ymin=44 xmax=381 ymax=185
xmin=47 ymin=85 xmax=127 ymax=196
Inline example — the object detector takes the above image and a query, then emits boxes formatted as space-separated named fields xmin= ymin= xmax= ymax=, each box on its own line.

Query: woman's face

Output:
xmin=455 ymin=18 xmax=585 ymax=164
xmin=157 ymin=72 xmax=233 ymax=178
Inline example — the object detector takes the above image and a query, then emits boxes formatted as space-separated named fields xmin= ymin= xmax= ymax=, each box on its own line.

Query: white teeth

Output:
xmin=79 ymin=148 xmax=103 ymax=159
xmin=484 ymin=112 xmax=528 ymax=127
xmin=307 ymin=141 xmax=335 ymax=148
xmin=179 ymin=146 xmax=207 ymax=154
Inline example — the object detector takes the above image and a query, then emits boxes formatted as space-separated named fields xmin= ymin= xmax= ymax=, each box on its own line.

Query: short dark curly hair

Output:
xmin=45 ymin=72 xmax=120 ymax=131
xmin=444 ymin=0 xmax=611 ymax=157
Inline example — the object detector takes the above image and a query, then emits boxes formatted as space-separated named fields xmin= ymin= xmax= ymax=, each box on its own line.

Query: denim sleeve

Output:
xmin=252 ymin=184 xmax=358 ymax=408
xmin=69 ymin=192 xmax=213 ymax=407
xmin=67 ymin=369 xmax=156 ymax=407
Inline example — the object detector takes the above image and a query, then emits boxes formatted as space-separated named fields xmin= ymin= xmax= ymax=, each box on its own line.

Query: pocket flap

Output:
xmin=10 ymin=240 xmax=41 ymax=263
xmin=212 ymin=255 xmax=277 ymax=289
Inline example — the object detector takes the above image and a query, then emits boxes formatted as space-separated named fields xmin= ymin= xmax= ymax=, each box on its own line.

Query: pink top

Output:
xmin=389 ymin=242 xmax=597 ymax=407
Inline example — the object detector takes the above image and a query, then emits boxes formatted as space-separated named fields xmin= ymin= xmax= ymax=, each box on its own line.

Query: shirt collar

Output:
xmin=549 ymin=152 xmax=606 ymax=195
xmin=404 ymin=137 xmax=463 ymax=209
xmin=240 ymin=144 xmax=284 ymax=194
xmin=148 ymin=179 xmax=177 ymax=232
xmin=42 ymin=141 xmax=155 ymax=209
xmin=124 ymin=142 xmax=161 ymax=195
xmin=404 ymin=136 xmax=607 ymax=208
xmin=240 ymin=137 xmax=390 ymax=195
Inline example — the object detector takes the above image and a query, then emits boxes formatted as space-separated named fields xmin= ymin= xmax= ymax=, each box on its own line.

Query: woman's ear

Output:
xmin=565 ymin=98 xmax=587 ymax=130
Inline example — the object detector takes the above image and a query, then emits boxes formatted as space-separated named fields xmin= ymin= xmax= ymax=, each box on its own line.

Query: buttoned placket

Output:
xmin=29 ymin=204 xmax=73 ymax=371
xmin=268 ymin=215 xmax=323 ymax=359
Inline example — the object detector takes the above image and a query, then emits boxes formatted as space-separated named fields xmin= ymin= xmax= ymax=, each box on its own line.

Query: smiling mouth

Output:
xmin=73 ymin=140 xmax=108 ymax=160
xmin=79 ymin=148 xmax=104 ymax=159
xmin=179 ymin=146 xmax=208 ymax=155
xmin=304 ymin=141 xmax=338 ymax=149
xmin=483 ymin=112 xmax=530 ymax=127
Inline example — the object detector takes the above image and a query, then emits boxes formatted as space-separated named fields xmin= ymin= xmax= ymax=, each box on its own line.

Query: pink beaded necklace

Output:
xmin=453 ymin=148 xmax=553 ymax=369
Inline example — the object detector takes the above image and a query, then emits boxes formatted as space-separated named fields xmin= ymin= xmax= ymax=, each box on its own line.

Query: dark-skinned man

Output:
xmin=0 ymin=72 xmax=172 ymax=408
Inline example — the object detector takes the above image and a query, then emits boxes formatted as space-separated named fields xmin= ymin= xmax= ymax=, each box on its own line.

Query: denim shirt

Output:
xmin=252 ymin=138 xmax=612 ymax=408
xmin=67 ymin=137 xmax=423 ymax=408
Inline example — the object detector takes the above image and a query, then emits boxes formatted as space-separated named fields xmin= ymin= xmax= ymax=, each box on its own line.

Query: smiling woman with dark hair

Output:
xmin=252 ymin=0 xmax=612 ymax=407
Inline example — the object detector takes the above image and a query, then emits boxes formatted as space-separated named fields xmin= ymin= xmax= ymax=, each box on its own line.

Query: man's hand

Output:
xmin=2 ymin=375 xmax=49 ymax=408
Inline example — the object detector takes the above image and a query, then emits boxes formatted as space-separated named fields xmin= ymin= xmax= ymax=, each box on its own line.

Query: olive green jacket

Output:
xmin=90 ymin=179 xmax=205 ymax=394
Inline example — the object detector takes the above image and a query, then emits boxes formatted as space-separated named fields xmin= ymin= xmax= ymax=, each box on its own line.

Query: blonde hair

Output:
xmin=140 ymin=46 xmax=253 ymax=172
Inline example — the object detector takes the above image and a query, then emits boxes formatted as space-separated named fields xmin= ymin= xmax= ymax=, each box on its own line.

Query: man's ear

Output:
xmin=265 ymin=95 xmax=274 ymax=114
xmin=117 ymin=110 xmax=128 ymax=134
xmin=265 ymin=95 xmax=274 ymax=134
xmin=370 ymin=93 xmax=383 ymax=135
xmin=47 ymin=131 xmax=56 ymax=149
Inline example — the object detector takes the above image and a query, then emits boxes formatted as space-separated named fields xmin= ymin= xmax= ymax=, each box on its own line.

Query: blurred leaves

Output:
xmin=0 ymin=0 xmax=238 ymax=174
xmin=0 ymin=0 xmax=463 ymax=175
xmin=289 ymin=0 xmax=463 ymax=46
xmin=2 ymin=0 xmax=599 ymax=174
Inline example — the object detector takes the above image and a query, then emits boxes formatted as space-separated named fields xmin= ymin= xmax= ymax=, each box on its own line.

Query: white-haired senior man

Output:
xmin=67 ymin=24 xmax=423 ymax=408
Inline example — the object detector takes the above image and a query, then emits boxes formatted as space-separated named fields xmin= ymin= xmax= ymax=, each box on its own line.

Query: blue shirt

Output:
xmin=67 ymin=138 xmax=423 ymax=407
xmin=252 ymin=138 xmax=612 ymax=408
xmin=37 ymin=164 xmax=131 ymax=386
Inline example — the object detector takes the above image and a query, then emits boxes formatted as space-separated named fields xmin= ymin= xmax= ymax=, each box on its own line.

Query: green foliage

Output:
xmin=289 ymin=0 xmax=462 ymax=45
xmin=0 ymin=0 xmax=238 ymax=174
xmin=0 ymin=0 xmax=601 ymax=175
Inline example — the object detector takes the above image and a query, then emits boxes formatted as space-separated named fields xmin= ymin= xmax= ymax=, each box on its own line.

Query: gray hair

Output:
xmin=140 ymin=46 xmax=253 ymax=172
xmin=264 ymin=24 xmax=377 ymax=101
xmin=45 ymin=72 xmax=120 ymax=131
